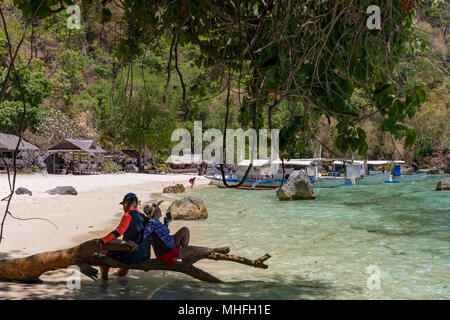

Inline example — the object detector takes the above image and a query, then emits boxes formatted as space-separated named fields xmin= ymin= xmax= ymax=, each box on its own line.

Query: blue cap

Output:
xmin=120 ymin=192 xmax=138 ymax=205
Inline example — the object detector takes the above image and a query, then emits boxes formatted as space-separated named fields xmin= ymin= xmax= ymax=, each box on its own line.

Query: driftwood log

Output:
xmin=0 ymin=239 xmax=271 ymax=283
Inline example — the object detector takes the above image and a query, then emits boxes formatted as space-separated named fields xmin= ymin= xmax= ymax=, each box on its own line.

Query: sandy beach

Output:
xmin=0 ymin=173 xmax=210 ymax=258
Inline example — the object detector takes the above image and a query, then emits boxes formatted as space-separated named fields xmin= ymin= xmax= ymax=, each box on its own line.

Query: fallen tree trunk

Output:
xmin=0 ymin=239 xmax=271 ymax=283
xmin=0 ymin=239 xmax=137 ymax=282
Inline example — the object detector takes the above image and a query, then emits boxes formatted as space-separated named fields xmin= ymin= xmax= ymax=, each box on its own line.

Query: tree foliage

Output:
xmin=7 ymin=0 xmax=431 ymax=159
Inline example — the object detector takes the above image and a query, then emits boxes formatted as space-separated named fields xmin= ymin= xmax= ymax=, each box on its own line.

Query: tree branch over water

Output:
xmin=0 ymin=239 xmax=271 ymax=283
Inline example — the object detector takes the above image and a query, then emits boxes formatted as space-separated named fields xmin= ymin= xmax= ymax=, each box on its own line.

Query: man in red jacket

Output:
xmin=96 ymin=192 xmax=150 ymax=280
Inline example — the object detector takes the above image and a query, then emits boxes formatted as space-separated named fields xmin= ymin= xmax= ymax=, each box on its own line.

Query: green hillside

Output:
xmin=0 ymin=0 xmax=448 ymax=169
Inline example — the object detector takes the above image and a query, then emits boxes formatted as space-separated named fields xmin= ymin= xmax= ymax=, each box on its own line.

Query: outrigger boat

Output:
xmin=206 ymin=159 xmax=285 ymax=190
xmin=206 ymin=158 xmax=426 ymax=190
xmin=335 ymin=160 xmax=427 ymax=185
xmin=206 ymin=158 xmax=344 ymax=190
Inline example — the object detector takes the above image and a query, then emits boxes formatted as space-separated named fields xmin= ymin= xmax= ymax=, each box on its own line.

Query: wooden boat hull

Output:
xmin=207 ymin=176 xmax=344 ymax=189
xmin=207 ymin=177 xmax=284 ymax=190
xmin=352 ymin=173 xmax=391 ymax=185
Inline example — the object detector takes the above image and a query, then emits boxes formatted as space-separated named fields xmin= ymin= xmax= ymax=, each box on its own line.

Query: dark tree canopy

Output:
xmin=9 ymin=0 xmax=426 ymax=157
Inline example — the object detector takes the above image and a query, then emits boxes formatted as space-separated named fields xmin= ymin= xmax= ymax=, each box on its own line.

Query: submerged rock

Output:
xmin=168 ymin=197 xmax=208 ymax=220
xmin=366 ymin=227 xmax=411 ymax=235
xmin=277 ymin=170 xmax=315 ymax=200
xmin=46 ymin=186 xmax=78 ymax=195
xmin=15 ymin=187 xmax=32 ymax=196
xmin=436 ymin=177 xmax=450 ymax=191
xmin=163 ymin=184 xmax=185 ymax=194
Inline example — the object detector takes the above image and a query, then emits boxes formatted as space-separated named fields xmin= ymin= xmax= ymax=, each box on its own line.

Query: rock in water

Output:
xmin=168 ymin=197 xmax=208 ymax=220
xmin=401 ymin=167 xmax=416 ymax=175
xmin=46 ymin=186 xmax=78 ymax=195
xmin=436 ymin=177 xmax=450 ymax=191
xmin=277 ymin=170 xmax=316 ymax=200
xmin=124 ymin=164 xmax=139 ymax=173
xmin=163 ymin=184 xmax=185 ymax=193
xmin=15 ymin=187 xmax=32 ymax=196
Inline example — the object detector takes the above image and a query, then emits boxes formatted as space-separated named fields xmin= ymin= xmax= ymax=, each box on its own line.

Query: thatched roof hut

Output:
xmin=46 ymin=139 xmax=105 ymax=174
xmin=47 ymin=138 xmax=105 ymax=155
xmin=0 ymin=133 xmax=39 ymax=152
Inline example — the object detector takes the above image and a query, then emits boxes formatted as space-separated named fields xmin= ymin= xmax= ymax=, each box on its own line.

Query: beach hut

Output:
xmin=165 ymin=153 xmax=203 ymax=173
xmin=46 ymin=138 xmax=106 ymax=174
xmin=0 ymin=133 xmax=39 ymax=170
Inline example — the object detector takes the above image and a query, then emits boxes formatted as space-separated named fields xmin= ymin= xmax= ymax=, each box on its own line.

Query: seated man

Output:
xmin=96 ymin=192 xmax=151 ymax=280
xmin=143 ymin=203 xmax=229 ymax=267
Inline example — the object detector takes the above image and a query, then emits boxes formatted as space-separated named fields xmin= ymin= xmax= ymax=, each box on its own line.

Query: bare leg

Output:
xmin=172 ymin=226 xmax=229 ymax=261
xmin=100 ymin=266 xmax=110 ymax=280
xmin=173 ymin=227 xmax=190 ymax=248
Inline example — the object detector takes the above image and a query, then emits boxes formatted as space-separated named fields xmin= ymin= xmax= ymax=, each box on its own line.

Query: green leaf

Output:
xmin=358 ymin=140 xmax=369 ymax=156
xmin=405 ymin=128 xmax=416 ymax=148
xmin=407 ymin=105 xmax=417 ymax=119
xmin=99 ymin=8 xmax=112 ymax=24
xmin=414 ymin=86 xmax=426 ymax=104
xmin=382 ymin=118 xmax=396 ymax=131
xmin=357 ymin=127 xmax=366 ymax=140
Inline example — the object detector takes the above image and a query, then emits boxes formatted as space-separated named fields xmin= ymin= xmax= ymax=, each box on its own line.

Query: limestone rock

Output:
xmin=46 ymin=186 xmax=78 ymax=195
xmin=163 ymin=184 xmax=185 ymax=194
xmin=277 ymin=170 xmax=315 ymax=200
xmin=168 ymin=197 xmax=208 ymax=220
xmin=436 ymin=177 xmax=450 ymax=191
xmin=15 ymin=187 xmax=32 ymax=196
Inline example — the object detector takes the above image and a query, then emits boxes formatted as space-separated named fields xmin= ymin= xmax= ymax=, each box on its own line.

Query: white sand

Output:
xmin=0 ymin=173 xmax=210 ymax=258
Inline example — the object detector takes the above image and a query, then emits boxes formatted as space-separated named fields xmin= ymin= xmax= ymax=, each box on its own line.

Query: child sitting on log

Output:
xmin=143 ymin=203 xmax=229 ymax=267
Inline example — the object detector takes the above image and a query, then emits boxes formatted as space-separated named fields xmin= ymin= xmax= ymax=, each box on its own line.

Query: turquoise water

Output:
xmin=150 ymin=174 xmax=449 ymax=300
xmin=2 ymin=175 xmax=448 ymax=299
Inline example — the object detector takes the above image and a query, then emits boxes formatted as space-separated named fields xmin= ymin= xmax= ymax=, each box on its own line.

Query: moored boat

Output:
xmin=206 ymin=176 xmax=284 ymax=190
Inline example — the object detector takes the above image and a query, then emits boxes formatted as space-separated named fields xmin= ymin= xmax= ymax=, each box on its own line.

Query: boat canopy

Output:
xmin=272 ymin=159 xmax=313 ymax=166
xmin=333 ymin=160 xmax=405 ymax=165
xmin=237 ymin=159 xmax=270 ymax=167
xmin=166 ymin=154 xmax=203 ymax=164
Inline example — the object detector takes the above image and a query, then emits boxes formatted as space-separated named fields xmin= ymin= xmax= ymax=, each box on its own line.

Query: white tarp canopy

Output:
xmin=272 ymin=159 xmax=313 ymax=166
xmin=333 ymin=160 xmax=405 ymax=165
xmin=165 ymin=154 xmax=202 ymax=165
xmin=237 ymin=159 xmax=270 ymax=167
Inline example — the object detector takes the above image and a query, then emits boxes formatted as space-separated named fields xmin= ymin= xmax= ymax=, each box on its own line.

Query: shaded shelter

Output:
xmin=0 ymin=133 xmax=39 ymax=170
xmin=46 ymin=139 xmax=105 ymax=174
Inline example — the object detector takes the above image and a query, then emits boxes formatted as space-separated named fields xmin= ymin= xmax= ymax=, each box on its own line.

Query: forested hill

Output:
xmin=0 ymin=0 xmax=448 ymax=169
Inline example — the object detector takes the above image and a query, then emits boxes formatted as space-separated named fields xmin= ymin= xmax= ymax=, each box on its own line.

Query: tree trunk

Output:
xmin=0 ymin=239 xmax=271 ymax=283
xmin=0 ymin=240 xmax=135 ymax=282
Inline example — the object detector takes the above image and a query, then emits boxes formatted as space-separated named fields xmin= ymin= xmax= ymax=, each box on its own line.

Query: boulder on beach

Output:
xmin=124 ymin=164 xmax=139 ymax=173
xmin=277 ymin=170 xmax=316 ymax=200
xmin=15 ymin=187 xmax=32 ymax=196
xmin=168 ymin=197 xmax=208 ymax=220
xmin=163 ymin=184 xmax=185 ymax=194
xmin=436 ymin=177 xmax=450 ymax=191
xmin=46 ymin=186 xmax=78 ymax=195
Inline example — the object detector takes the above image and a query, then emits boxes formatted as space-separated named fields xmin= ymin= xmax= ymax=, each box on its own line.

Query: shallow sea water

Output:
xmin=1 ymin=175 xmax=448 ymax=299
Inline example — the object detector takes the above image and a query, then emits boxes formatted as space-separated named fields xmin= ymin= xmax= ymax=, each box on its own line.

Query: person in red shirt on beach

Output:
xmin=189 ymin=177 xmax=196 ymax=189
xmin=95 ymin=192 xmax=151 ymax=280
